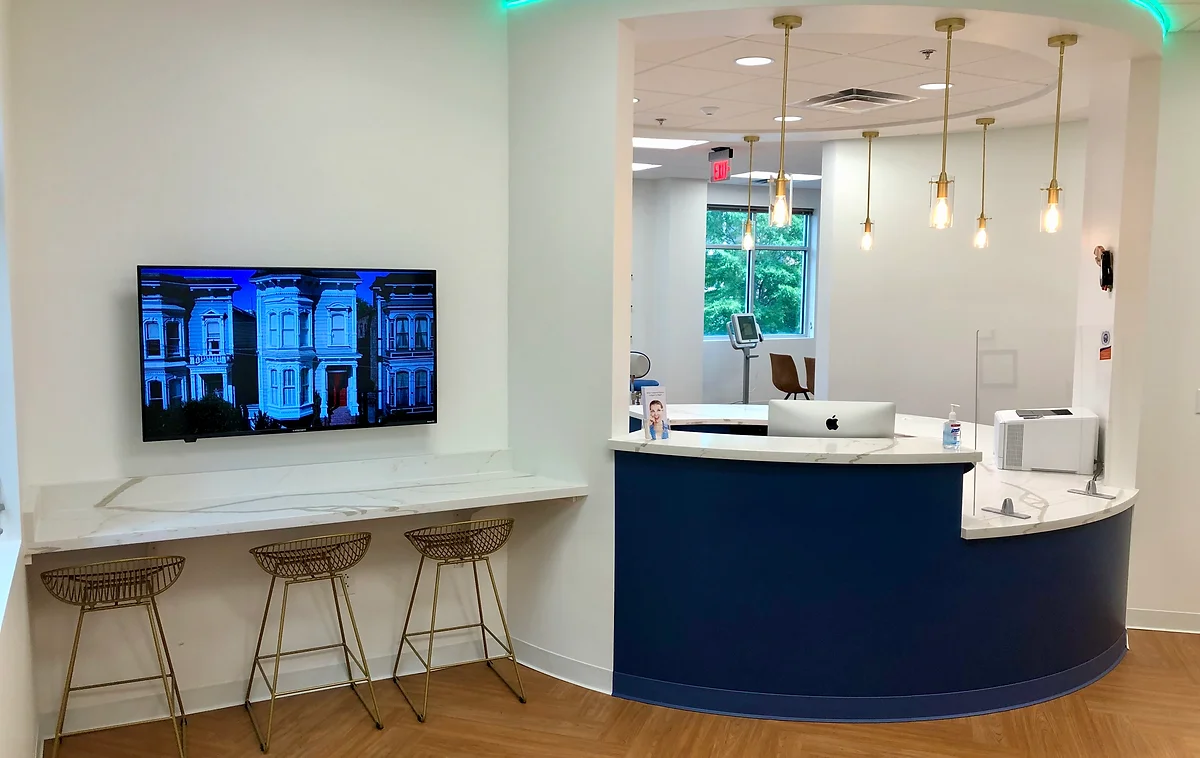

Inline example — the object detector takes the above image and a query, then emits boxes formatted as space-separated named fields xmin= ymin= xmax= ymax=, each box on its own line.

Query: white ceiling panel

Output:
xmin=954 ymin=82 xmax=1054 ymax=108
xmin=669 ymin=38 xmax=839 ymax=75
xmin=786 ymin=56 xmax=934 ymax=88
xmin=743 ymin=32 xmax=910 ymax=55
xmin=877 ymin=71 xmax=1039 ymax=98
xmin=651 ymin=96 xmax=775 ymax=121
xmin=701 ymin=77 xmax=833 ymax=107
xmin=954 ymin=52 xmax=1058 ymax=85
xmin=856 ymin=38 xmax=1013 ymax=70
xmin=634 ymin=64 xmax=760 ymax=97
xmin=633 ymin=90 xmax=690 ymax=111
xmin=635 ymin=37 xmax=736 ymax=64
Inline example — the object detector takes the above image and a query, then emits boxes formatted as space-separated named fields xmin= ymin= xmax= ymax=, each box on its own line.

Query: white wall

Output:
xmin=8 ymin=0 xmax=514 ymax=735
xmin=9 ymin=0 xmax=510 ymax=486
xmin=1128 ymin=34 xmax=1200 ymax=633
xmin=0 ymin=555 xmax=37 ymax=758
xmin=630 ymin=178 xmax=706 ymax=402
xmin=818 ymin=124 xmax=1085 ymax=421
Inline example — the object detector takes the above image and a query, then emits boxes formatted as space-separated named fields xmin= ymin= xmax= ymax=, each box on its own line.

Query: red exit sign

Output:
xmin=711 ymin=159 xmax=731 ymax=182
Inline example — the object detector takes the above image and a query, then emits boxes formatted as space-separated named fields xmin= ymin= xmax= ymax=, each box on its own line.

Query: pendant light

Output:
xmin=742 ymin=135 xmax=760 ymax=251
xmin=861 ymin=131 xmax=879 ymax=251
xmin=929 ymin=17 xmax=965 ymax=230
xmin=973 ymin=118 xmax=995 ymax=249
xmin=770 ymin=15 xmax=803 ymax=228
xmin=1041 ymin=34 xmax=1078 ymax=234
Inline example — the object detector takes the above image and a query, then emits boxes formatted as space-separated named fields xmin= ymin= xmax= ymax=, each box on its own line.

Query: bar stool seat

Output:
xmin=243 ymin=532 xmax=382 ymax=753
xmin=393 ymin=518 xmax=526 ymax=722
xmin=42 ymin=556 xmax=188 ymax=758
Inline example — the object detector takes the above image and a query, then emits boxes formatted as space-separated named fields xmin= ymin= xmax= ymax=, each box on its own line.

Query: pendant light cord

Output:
xmin=1051 ymin=42 xmax=1066 ymax=184
xmin=866 ymin=135 xmax=873 ymax=220
xmin=980 ymin=124 xmax=988 ymax=216
xmin=747 ymin=139 xmax=755 ymax=213
xmin=939 ymin=26 xmax=953 ymax=174
xmin=778 ymin=24 xmax=792 ymax=178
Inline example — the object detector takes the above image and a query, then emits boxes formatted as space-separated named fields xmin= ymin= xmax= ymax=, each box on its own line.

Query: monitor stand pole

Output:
xmin=740 ymin=347 xmax=757 ymax=405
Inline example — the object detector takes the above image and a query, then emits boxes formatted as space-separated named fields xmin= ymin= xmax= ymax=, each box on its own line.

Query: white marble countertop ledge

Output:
xmin=609 ymin=430 xmax=981 ymax=465
xmin=27 ymin=451 xmax=587 ymax=554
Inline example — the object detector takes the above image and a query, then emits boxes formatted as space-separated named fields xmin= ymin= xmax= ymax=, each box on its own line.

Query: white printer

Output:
xmin=994 ymin=408 xmax=1099 ymax=475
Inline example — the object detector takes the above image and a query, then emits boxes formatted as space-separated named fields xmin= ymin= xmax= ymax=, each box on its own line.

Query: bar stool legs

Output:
xmin=243 ymin=533 xmax=382 ymax=753
xmin=393 ymin=521 xmax=527 ymax=723
xmin=42 ymin=557 xmax=188 ymax=758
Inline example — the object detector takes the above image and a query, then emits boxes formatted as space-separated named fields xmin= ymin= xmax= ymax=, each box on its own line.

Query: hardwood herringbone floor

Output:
xmin=49 ymin=630 xmax=1200 ymax=758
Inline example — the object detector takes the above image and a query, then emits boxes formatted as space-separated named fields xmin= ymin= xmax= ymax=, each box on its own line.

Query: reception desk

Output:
xmin=611 ymin=405 xmax=1137 ymax=722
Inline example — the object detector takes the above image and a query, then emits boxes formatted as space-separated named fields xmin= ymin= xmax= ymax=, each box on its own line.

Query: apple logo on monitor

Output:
xmin=826 ymin=415 xmax=839 ymax=431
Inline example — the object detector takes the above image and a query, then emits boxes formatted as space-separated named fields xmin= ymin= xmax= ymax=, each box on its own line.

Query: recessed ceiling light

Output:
xmin=919 ymin=82 xmax=953 ymax=90
xmin=735 ymin=56 xmax=774 ymax=67
xmin=774 ymin=115 xmax=803 ymax=122
xmin=632 ymin=163 xmax=662 ymax=172
xmin=633 ymin=97 xmax=640 ymax=103
xmin=733 ymin=171 xmax=822 ymax=182
xmin=632 ymin=137 xmax=709 ymax=150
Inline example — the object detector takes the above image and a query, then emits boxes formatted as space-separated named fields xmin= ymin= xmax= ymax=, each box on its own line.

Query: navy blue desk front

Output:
xmin=613 ymin=450 xmax=1131 ymax=722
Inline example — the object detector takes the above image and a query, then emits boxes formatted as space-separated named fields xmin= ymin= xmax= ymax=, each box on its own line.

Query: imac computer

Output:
xmin=768 ymin=400 xmax=897 ymax=439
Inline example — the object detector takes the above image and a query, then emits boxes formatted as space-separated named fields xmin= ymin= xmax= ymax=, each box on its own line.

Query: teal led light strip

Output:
xmin=1127 ymin=0 xmax=1170 ymax=36
xmin=503 ymin=0 xmax=548 ymax=8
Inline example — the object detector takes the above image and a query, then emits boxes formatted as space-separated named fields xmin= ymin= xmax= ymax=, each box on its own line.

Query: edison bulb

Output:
xmin=973 ymin=226 xmax=989 ymax=249
xmin=770 ymin=192 xmax=790 ymax=227
xmin=860 ymin=231 xmax=874 ymax=251
xmin=932 ymin=197 xmax=951 ymax=230
xmin=1042 ymin=203 xmax=1061 ymax=234
xmin=741 ymin=220 xmax=755 ymax=251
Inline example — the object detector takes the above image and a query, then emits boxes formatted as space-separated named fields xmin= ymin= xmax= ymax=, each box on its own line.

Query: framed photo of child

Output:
xmin=641 ymin=387 xmax=670 ymax=441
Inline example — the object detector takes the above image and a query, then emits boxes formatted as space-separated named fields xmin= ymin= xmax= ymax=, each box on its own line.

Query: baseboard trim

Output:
xmin=1127 ymin=608 xmax=1200 ymax=634
xmin=37 ymin=640 xmax=481 ymax=744
xmin=512 ymin=637 xmax=612 ymax=695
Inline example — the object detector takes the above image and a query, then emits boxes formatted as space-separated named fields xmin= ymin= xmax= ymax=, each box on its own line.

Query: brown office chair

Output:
xmin=770 ymin=354 xmax=813 ymax=400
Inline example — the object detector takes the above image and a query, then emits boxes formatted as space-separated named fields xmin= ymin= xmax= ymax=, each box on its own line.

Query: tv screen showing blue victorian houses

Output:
xmin=137 ymin=266 xmax=436 ymax=442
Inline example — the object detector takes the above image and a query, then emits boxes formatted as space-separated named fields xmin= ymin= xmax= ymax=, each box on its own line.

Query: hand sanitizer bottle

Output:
xmin=943 ymin=404 xmax=962 ymax=450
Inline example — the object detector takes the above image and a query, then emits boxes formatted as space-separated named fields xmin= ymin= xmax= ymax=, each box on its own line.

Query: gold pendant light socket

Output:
xmin=773 ymin=15 xmax=803 ymax=30
xmin=1048 ymin=34 xmax=1079 ymax=47
xmin=862 ymin=131 xmax=880 ymax=139
xmin=744 ymin=135 xmax=761 ymax=144
xmin=935 ymin=17 xmax=966 ymax=33
xmin=976 ymin=117 xmax=996 ymax=126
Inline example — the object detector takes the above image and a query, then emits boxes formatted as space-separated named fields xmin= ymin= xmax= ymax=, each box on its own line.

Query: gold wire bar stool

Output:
xmin=243 ymin=532 xmax=382 ymax=753
xmin=41 ymin=556 xmax=188 ymax=758
xmin=392 ymin=517 xmax=526 ymax=722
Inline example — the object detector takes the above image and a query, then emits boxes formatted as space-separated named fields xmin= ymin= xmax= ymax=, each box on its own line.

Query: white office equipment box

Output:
xmin=994 ymin=408 xmax=1099 ymax=475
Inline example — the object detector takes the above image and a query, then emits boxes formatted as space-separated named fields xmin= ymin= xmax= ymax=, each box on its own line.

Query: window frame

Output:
xmin=704 ymin=203 xmax=816 ymax=340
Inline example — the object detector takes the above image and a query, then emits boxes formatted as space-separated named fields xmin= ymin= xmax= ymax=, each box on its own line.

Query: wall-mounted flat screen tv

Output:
xmin=137 ymin=266 xmax=437 ymax=442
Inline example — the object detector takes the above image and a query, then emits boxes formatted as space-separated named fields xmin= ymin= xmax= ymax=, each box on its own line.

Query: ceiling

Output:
xmin=635 ymin=33 xmax=1059 ymax=135
xmin=1164 ymin=3 xmax=1200 ymax=30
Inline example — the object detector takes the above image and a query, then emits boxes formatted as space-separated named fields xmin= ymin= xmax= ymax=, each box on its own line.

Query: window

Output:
xmin=397 ymin=371 xmax=410 ymax=407
xmin=144 ymin=322 xmax=161 ymax=357
xmin=415 ymin=369 xmax=429 ymax=405
xmin=165 ymin=321 xmax=181 ymax=357
xmin=268 ymin=313 xmax=279 ymax=348
xmin=283 ymin=369 xmax=296 ymax=406
xmin=330 ymin=311 xmax=347 ymax=346
xmin=270 ymin=369 xmax=279 ymax=404
xmin=301 ymin=368 xmax=310 ymax=405
xmin=397 ymin=317 xmax=410 ymax=350
xmin=205 ymin=318 xmax=221 ymax=354
xmin=148 ymin=380 xmax=163 ymax=406
xmin=168 ymin=378 xmax=184 ymax=406
xmin=387 ymin=318 xmax=395 ymax=351
xmin=282 ymin=312 xmax=296 ymax=347
xmin=299 ymin=311 xmax=311 ymax=347
xmin=414 ymin=317 xmax=429 ymax=350
xmin=704 ymin=205 xmax=812 ymax=337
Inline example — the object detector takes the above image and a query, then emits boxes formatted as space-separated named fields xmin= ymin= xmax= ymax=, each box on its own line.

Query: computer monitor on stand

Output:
xmin=727 ymin=313 xmax=762 ymax=405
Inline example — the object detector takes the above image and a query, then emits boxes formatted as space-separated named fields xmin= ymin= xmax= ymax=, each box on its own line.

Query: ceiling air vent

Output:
xmin=801 ymin=88 xmax=918 ymax=114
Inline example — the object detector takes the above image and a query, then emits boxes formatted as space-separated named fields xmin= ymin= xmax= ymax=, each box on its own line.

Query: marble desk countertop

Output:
xmin=622 ymin=404 xmax=1138 ymax=540
xmin=27 ymin=450 xmax=587 ymax=554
